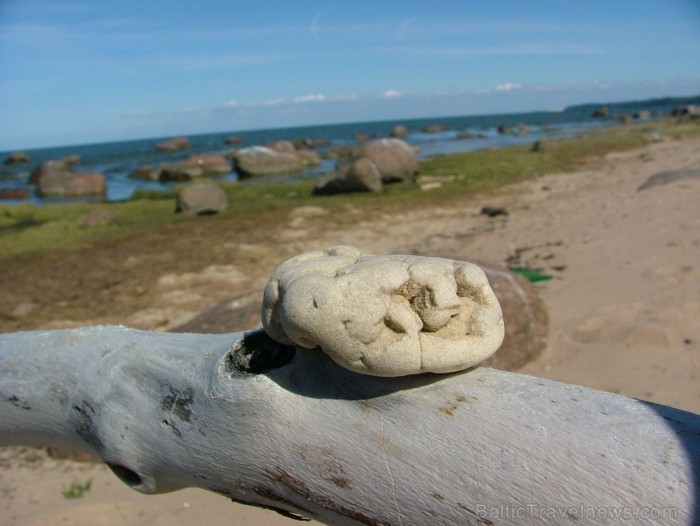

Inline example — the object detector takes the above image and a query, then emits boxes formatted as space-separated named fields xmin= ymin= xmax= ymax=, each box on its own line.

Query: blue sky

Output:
xmin=1 ymin=0 xmax=699 ymax=149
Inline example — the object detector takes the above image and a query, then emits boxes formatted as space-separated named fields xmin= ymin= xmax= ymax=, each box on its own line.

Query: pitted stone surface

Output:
xmin=262 ymin=246 xmax=504 ymax=376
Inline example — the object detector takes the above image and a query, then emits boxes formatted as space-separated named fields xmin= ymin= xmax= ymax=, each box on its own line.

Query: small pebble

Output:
xmin=481 ymin=205 xmax=509 ymax=218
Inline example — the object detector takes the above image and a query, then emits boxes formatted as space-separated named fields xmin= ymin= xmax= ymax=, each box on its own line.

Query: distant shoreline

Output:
xmin=1 ymin=94 xmax=698 ymax=205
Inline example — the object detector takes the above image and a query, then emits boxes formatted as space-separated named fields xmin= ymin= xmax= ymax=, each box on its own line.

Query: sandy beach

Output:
xmin=1 ymin=133 xmax=699 ymax=525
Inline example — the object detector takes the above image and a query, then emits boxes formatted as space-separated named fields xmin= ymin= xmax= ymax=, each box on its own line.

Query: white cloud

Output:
xmin=228 ymin=93 xmax=360 ymax=110
xmin=380 ymin=89 xmax=404 ymax=99
xmin=294 ymin=93 xmax=327 ymax=103
xmin=495 ymin=82 xmax=523 ymax=92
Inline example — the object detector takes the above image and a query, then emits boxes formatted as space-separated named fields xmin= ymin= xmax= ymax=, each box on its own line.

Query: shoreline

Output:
xmin=0 ymin=100 xmax=677 ymax=205
xmin=2 ymin=117 xmax=694 ymax=261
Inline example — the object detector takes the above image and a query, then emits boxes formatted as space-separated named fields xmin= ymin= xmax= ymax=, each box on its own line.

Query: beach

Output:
xmin=1 ymin=130 xmax=699 ymax=525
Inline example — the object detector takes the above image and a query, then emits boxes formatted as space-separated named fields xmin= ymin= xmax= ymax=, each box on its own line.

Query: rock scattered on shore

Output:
xmin=30 ymin=160 xmax=106 ymax=197
xmin=292 ymin=138 xmax=329 ymax=149
xmin=159 ymin=154 xmax=231 ymax=182
xmin=362 ymin=138 xmax=418 ymax=183
xmin=80 ymin=208 xmax=119 ymax=227
xmin=130 ymin=155 xmax=232 ymax=182
xmin=315 ymin=137 xmax=418 ymax=195
xmin=390 ymin=125 xmax=408 ymax=138
xmin=233 ymin=141 xmax=321 ymax=178
xmin=155 ymin=137 xmax=190 ymax=152
xmin=60 ymin=154 xmax=82 ymax=165
xmin=314 ymin=158 xmax=383 ymax=195
xmin=481 ymin=205 xmax=509 ymax=217
xmin=479 ymin=263 xmax=548 ymax=370
xmin=176 ymin=182 xmax=228 ymax=215
xmin=0 ymin=188 xmax=30 ymax=200
xmin=3 ymin=152 xmax=30 ymax=165
xmin=423 ymin=124 xmax=446 ymax=133
xmin=671 ymin=105 xmax=700 ymax=118
xmin=233 ymin=146 xmax=306 ymax=178
xmin=266 ymin=141 xmax=321 ymax=167
xmin=129 ymin=165 xmax=161 ymax=181
xmin=637 ymin=167 xmax=700 ymax=191
xmin=497 ymin=123 xmax=528 ymax=136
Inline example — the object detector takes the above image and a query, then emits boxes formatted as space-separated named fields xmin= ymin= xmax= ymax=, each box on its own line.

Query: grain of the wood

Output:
xmin=1 ymin=326 xmax=698 ymax=525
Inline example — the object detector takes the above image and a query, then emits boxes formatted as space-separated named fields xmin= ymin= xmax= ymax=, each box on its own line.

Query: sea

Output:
xmin=0 ymin=97 xmax=693 ymax=205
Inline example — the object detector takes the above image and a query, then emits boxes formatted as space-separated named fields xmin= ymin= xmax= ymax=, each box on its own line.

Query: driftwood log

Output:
xmin=0 ymin=325 xmax=698 ymax=525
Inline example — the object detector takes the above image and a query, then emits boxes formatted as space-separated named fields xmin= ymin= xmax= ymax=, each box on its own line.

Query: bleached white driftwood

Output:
xmin=0 ymin=326 xmax=698 ymax=525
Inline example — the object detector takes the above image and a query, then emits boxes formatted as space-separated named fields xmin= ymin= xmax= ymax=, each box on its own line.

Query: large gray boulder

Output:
xmin=159 ymin=161 xmax=204 ymax=181
xmin=184 ymin=154 xmax=232 ymax=176
xmin=362 ymin=138 xmax=418 ymax=183
xmin=132 ymin=155 xmax=231 ymax=182
xmin=159 ymin=154 xmax=231 ymax=182
xmin=480 ymin=264 xmax=548 ymax=370
xmin=37 ymin=171 xmax=106 ymax=197
xmin=313 ymin=158 xmax=383 ymax=195
xmin=266 ymin=140 xmax=297 ymax=154
xmin=233 ymin=146 xmax=306 ymax=178
xmin=175 ymin=182 xmax=228 ymax=215
xmin=129 ymin=165 xmax=162 ymax=181
xmin=267 ymin=140 xmax=322 ymax=167
xmin=30 ymin=160 xmax=106 ymax=197
xmin=294 ymin=148 xmax=322 ymax=166
xmin=29 ymin=160 xmax=70 ymax=185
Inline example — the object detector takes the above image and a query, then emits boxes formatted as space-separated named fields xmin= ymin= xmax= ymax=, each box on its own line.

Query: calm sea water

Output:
xmin=0 ymin=100 xmax=681 ymax=204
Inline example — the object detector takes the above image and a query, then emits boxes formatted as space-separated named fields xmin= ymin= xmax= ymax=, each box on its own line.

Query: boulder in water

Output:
xmin=31 ymin=160 xmax=106 ymax=197
xmin=233 ymin=146 xmax=306 ymax=178
xmin=155 ymin=137 xmax=190 ymax=152
xmin=3 ymin=152 xmax=30 ymax=165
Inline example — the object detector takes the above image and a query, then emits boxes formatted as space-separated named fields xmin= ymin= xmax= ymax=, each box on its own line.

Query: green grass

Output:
xmin=62 ymin=478 xmax=92 ymax=499
xmin=1 ymin=117 xmax=697 ymax=260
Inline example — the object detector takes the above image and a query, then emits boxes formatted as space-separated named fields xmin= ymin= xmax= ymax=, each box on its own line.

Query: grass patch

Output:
xmin=62 ymin=478 xmax=92 ymax=499
xmin=1 ymin=118 xmax=697 ymax=260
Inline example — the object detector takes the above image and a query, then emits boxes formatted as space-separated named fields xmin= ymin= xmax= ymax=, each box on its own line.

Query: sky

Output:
xmin=1 ymin=0 xmax=699 ymax=150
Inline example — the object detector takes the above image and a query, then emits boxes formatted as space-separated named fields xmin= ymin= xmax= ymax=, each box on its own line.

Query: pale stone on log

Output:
xmin=262 ymin=246 xmax=505 ymax=376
